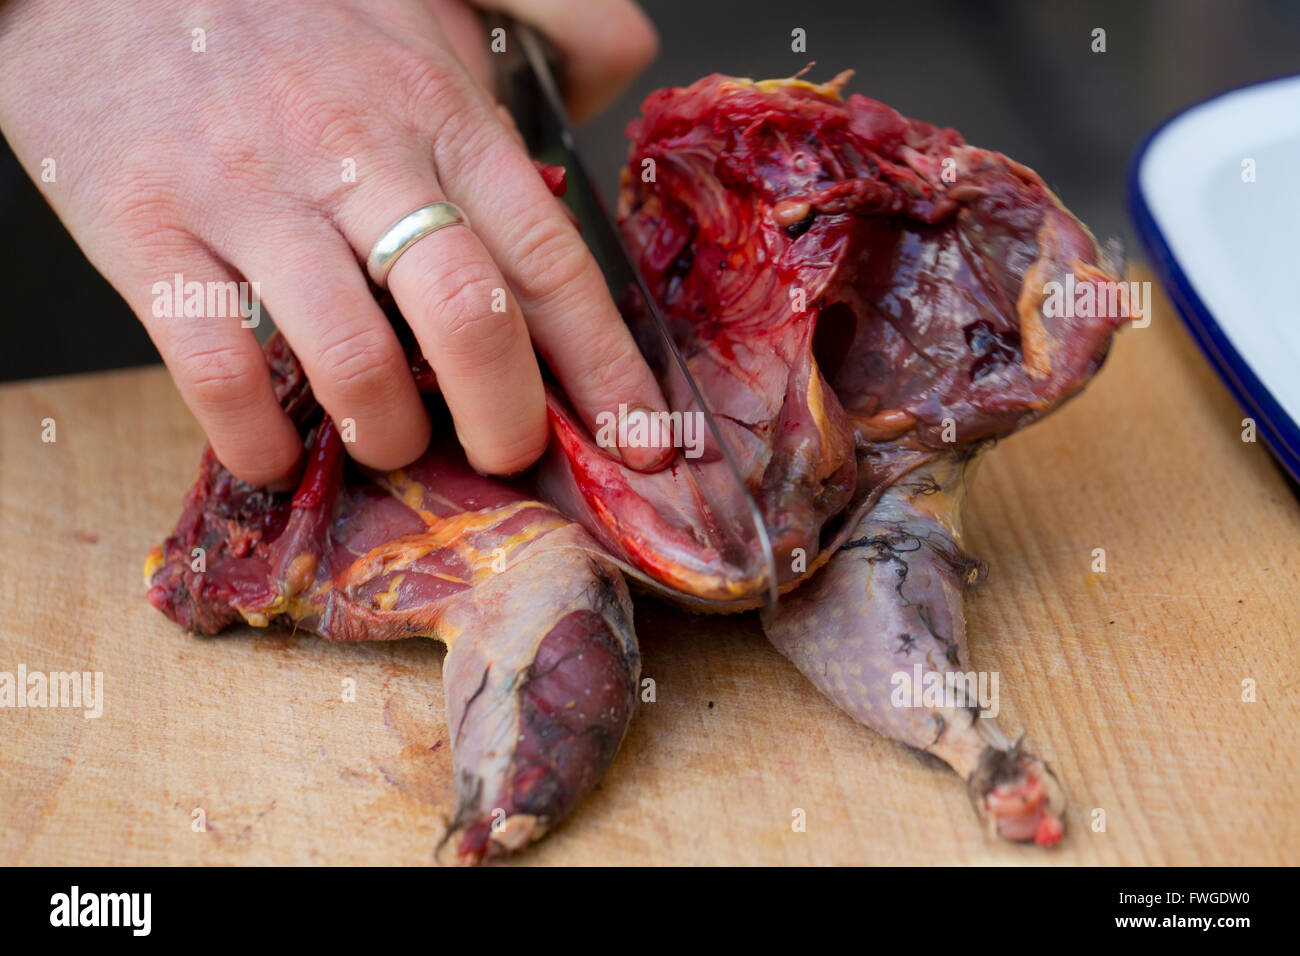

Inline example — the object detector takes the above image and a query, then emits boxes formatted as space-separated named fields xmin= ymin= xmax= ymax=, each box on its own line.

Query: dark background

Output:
xmin=2 ymin=0 xmax=1297 ymax=381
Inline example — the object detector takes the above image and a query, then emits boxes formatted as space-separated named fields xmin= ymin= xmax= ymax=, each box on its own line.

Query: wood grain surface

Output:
xmin=2 ymin=273 xmax=1297 ymax=865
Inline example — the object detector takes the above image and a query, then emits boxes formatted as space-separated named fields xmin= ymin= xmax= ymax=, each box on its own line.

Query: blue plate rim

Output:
xmin=1126 ymin=71 xmax=1300 ymax=483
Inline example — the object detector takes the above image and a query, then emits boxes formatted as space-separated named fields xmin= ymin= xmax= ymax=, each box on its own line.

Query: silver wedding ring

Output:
xmin=365 ymin=201 xmax=469 ymax=289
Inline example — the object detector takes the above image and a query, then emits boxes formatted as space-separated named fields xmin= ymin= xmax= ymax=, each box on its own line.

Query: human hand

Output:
xmin=0 ymin=0 xmax=665 ymax=485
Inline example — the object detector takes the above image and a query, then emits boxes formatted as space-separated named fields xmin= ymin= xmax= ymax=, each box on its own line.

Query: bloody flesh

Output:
xmin=146 ymin=336 xmax=639 ymax=864
xmin=546 ymin=72 xmax=1124 ymax=602
xmin=147 ymin=72 xmax=1126 ymax=859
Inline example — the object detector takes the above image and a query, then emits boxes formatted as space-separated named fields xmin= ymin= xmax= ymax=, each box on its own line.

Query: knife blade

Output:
xmin=493 ymin=17 xmax=778 ymax=611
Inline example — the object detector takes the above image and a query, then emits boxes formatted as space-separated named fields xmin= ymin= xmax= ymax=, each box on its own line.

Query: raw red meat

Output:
xmin=148 ymin=72 xmax=1126 ymax=859
xmin=147 ymin=335 xmax=638 ymax=864
xmin=548 ymin=72 xmax=1123 ymax=602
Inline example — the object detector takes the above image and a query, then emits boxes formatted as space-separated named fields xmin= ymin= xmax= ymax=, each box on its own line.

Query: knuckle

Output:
xmin=618 ymin=11 xmax=660 ymax=70
xmin=267 ymin=71 xmax=373 ymax=159
xmin=410 ymin=80 xmax=508 ymax=178
xmin=432 ymin=262 xmax=513 ymax=357
xmin=394 ymin=55 xmax=476 ymax=142
xmin=100 ymin=178 xmax=182 ymax=245
xmin=396 ymin=55 xmax=458 ymax=111
xmin=77 ymin=128 xmax=182 ymax=231
xmin=313 ymin=324 xmax=404 ymax=404
xmin=193 ymin=115 xmax=274 ymax=188
xmin=180 ymin=344 xmax=261 ymax=413
xmin=505 ymin=216 xmax=591 ymax=306
xmin=430 ymin=100 xmax=500 ymax=177
xmin=583 ymin=336 xmax=642 ymax=395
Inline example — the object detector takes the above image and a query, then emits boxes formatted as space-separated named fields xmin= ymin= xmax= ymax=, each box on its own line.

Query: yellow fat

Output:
xmin=142 ymin=548 xmax=164 ymax=588
xmin=372 ymin=573 xmax=405 ymax=612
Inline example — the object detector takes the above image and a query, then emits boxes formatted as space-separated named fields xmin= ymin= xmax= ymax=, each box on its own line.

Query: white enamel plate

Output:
xmin=1130 ymin=73 xmax=1300 ymax=482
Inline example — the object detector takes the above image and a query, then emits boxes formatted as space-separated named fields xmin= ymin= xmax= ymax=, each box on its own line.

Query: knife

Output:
xmin=492 ymin=17 xmax=778 ymax=611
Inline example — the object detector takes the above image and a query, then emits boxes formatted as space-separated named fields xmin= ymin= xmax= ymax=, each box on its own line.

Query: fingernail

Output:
xmin=613 ymin=403 xmax=677 ymax=472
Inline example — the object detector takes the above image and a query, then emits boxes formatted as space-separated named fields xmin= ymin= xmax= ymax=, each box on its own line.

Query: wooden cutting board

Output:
xmin=2 ymin=272 xmax=1297 ymax=866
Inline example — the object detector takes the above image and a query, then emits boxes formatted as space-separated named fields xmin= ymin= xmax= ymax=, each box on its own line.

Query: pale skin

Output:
xmin=0 ymin=0 xmax=670 ymax=486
